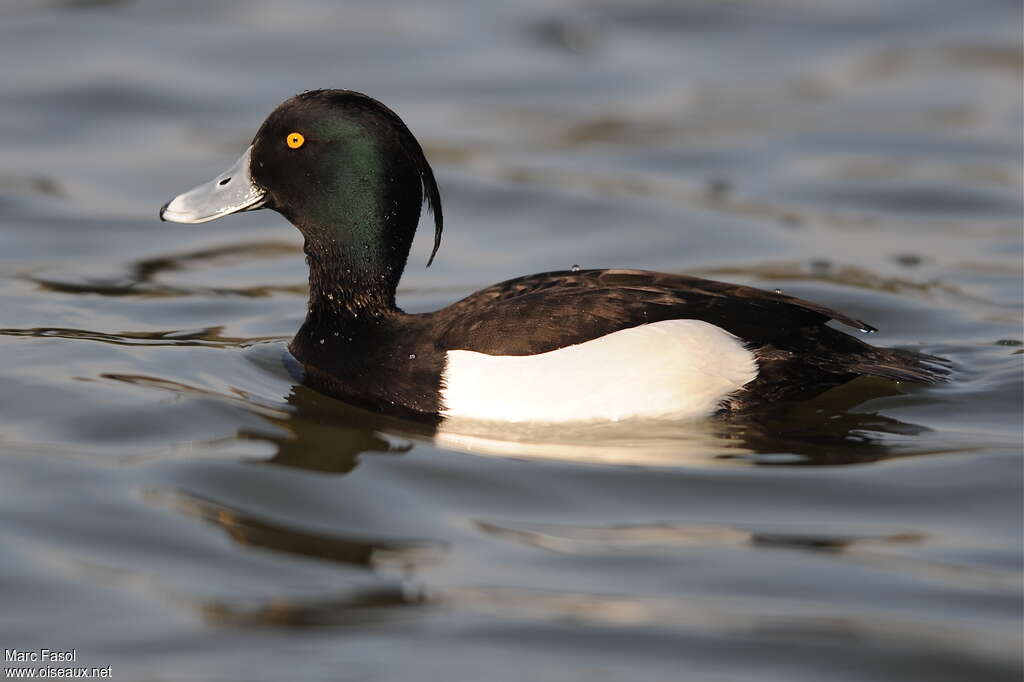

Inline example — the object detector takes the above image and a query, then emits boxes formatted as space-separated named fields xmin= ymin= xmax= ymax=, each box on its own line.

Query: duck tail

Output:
xmin=848 ymin=346 xmax=950 ymax=385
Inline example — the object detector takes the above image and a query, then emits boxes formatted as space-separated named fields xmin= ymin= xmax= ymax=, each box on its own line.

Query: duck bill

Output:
xmin=159 ymin=146 xmax=266 ymax=224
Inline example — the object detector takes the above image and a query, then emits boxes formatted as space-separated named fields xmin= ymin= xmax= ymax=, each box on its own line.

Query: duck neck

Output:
xmin=275 ymin=115 xmax=428 ymax=328
xmin=300 ymin=219 xmax=406 ymax=326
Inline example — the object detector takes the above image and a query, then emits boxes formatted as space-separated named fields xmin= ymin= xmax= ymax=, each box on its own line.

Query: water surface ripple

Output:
xmin=0 ymin=1 xmax=1020 ymax=681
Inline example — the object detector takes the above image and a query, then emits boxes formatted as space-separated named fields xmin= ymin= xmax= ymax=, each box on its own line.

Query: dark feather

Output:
xmin=435 ymin=268 xmax=874 ymax=353
xmin=238 ymin=91 xmax=945 ymax=419
xmin=424 ymin=268 xmax=946 ymax=410
xmin=327 ymin=90 xmax=443 ymax=266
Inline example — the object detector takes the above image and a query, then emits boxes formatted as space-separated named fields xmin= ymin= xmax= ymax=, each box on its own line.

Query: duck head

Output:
xmin=161 ymin=89 xmax=442 ymax=316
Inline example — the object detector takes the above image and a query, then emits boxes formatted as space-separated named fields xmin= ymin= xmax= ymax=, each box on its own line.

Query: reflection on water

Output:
xmin=0 ymin=326 xmax=268 ymax=348
xmin=147 ymin=488 xmax=445 ymax=573
xmin=244 ymin=385 xmax=420 ymax=475
xmin=196 ymin=587 xmax=428 ymax=629
xmin=76 ymin=348 xmax=960 ymax=470
xmin=26 ymin=241 xmax=305 ymax=299
xmin=0 ymin=0 xmax=1020 ymax=680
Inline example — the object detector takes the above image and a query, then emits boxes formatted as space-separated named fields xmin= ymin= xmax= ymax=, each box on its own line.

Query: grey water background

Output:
xmin=0 ymin=0 xmax=1021 ymax=680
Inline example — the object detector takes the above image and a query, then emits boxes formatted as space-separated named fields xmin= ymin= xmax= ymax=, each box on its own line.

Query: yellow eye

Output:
xmin=286 ymin=132 xmax=305 ymax=149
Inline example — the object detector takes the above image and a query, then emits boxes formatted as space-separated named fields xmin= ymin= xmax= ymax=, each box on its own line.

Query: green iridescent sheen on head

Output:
xmin=248 ymin=90 xmax=442 ymax=317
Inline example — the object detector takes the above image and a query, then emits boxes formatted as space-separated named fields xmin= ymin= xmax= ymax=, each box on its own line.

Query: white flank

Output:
xmin=440 ymin=319 xmax=758 ymax=423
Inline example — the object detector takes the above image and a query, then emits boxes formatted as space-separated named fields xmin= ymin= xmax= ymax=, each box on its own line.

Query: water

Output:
xmin=1 ymin=1 xmax=1021 ymax=680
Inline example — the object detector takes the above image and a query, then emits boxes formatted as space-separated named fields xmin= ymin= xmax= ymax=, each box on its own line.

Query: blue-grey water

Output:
xmin=0 ymin=1 xmax=1021 ymax=680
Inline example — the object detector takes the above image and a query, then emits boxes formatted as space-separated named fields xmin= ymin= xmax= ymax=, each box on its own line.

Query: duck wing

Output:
xmin=435 ymin=268 xmax=876 ymax=356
